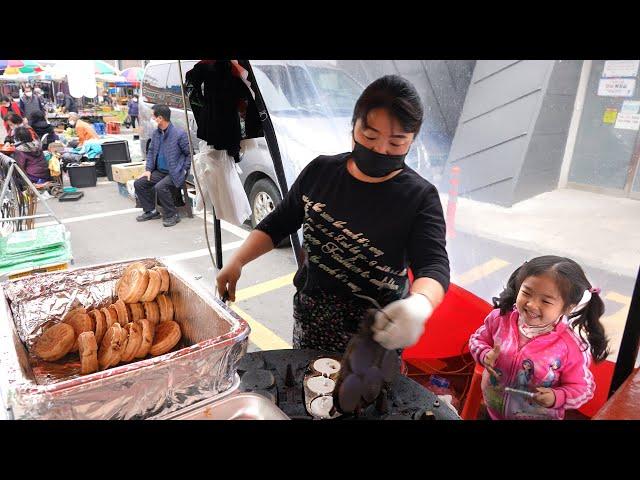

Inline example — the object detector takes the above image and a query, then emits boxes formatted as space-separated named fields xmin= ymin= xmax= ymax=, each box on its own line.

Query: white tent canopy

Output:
xmin=50 ymin=61 xmax=97 ymax=98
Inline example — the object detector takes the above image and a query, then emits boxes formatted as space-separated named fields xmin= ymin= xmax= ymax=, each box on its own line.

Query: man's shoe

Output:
xmin=136 ymin=210 xmax=161 ymax=222
xmin=163 ymin=214 xmax=181 ymax=227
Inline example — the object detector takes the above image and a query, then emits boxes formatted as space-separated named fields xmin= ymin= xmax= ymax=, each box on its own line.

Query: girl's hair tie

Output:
xmin=589 ymin=287 xmax=601 ymax=294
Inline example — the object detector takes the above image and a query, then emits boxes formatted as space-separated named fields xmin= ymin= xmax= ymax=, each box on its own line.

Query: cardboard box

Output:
xmin=117 ymin=180 xmax=137 ymax=202
xmin=111 ymin=162 xmax=145 ymax=183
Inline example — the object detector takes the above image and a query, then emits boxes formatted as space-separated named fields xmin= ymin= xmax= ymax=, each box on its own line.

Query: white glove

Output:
xmin=371 ymin=293 xmax=433 ymax=350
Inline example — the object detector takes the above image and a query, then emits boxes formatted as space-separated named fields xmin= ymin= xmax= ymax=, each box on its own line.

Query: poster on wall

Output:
xmin=614 ymin=112 xmax=640 ymax=130
xmin=602 ymin=60 xmax=640 ymax=78
xmin=621 ymin=100 xmax=640 ymax=114
xmin=598 ymin=78 xmax=636 ymax=97
xmin=603 ymin=108 xmax=618 ymax=124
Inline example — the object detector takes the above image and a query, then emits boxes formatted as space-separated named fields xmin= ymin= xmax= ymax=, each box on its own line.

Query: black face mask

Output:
xmin=351 ymin=140 xmax=408 ymax=178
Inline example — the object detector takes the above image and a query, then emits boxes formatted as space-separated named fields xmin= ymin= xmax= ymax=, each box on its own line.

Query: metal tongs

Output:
xmin=219 ymin=289 xmax=230 ymax=305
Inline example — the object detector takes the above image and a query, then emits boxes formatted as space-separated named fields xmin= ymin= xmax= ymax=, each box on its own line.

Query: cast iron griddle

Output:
xmin=237 ymin=349 xmax=460 ymax=420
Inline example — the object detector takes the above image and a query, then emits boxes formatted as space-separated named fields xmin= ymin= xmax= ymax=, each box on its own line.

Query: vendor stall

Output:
xmin=0 ymin=256 xmax=454 ymax=420
xmin=0 ymin=257 xmax=459 ymax=420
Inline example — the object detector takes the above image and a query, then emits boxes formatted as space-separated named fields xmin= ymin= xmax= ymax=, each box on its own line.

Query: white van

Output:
xmin=140 ymin=61 xmax=425 ymax=227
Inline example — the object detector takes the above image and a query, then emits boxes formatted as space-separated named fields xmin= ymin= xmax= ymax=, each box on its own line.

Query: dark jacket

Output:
xmin=61 ymin=95 xmax=77 ymax=113
xmin=19 ymin=95 xmax=45 ymax=118
xmin=30 ymin=119 xmax=58 ymax=149
xmin=146 ymin=123 xmax=191 ymax=188
xmin=31 ymin=118 xmax=54 ymax=138
xmin=13 ymin=141 xmax=51 ymax=182
xmin=127 ymin=99 xmax=139 ymax=116
xmin=184 ymin=60 xmax=263 ymax=159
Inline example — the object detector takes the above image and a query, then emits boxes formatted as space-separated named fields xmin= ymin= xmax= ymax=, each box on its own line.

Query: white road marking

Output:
xmin=161 ymin=240 xmax=245 ymax=262
xmin=38 ymin=208 xmax=142 ymax=227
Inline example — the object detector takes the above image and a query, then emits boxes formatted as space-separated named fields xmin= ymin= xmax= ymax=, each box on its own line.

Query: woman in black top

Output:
xmin=28 ymin=111 xmax=58 ymax=150
xmin=217 ymin=75 xmax=450 ymax=353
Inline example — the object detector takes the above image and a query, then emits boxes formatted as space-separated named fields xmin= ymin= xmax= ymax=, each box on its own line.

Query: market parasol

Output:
xmin=94 ymin=60 xmax=118 ymax=75
xmin=2 ymin=60 xmax=44 ymax=75
xmin=96 ymin=73 xmax=127 ymax=83
xmin=119 ymin=67 xmax=143 ymax=83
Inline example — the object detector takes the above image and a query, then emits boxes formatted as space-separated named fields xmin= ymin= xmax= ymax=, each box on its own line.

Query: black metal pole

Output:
xmin=214 ymin=218 xmax=223 ymax=269
xmin=609 ymin=265 xmax=640 ymax=395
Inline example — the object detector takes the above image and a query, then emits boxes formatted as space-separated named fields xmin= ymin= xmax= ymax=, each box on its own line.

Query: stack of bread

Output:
xmin=32 ymin=263 xmax=182 ymax=375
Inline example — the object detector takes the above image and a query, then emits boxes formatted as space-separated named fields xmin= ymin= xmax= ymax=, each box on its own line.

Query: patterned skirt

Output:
xmin=292 ymin=289 xmax=376 ymax=354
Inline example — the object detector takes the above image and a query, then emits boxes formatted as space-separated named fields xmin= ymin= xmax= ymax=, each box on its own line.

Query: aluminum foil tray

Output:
xmin=0 ymin=258 xmax=250 ymax=420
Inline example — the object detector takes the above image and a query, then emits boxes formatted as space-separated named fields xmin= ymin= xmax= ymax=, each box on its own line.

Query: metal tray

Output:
xmin=0 ymin=258 xmax=250 ymax=420
xmin=163 ymin=392 xmax=290 ymax=420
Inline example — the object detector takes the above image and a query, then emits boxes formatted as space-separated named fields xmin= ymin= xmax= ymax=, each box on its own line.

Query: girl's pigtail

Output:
xmin=492 ymin=264 xmax=523 ymax=315
xmin=569 ymin=290 xmax=609 ymax=362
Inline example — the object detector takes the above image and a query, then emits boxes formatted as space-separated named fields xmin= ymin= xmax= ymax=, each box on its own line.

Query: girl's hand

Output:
xmin=483 ymin=344 xmax=501 ymax=378
xmin=534 ymin=387 xmax=556 ymax=408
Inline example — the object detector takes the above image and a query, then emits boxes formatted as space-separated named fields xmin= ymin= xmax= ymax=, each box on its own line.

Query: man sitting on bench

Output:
xmin=134 ymin=104 xmax=191 ymax=228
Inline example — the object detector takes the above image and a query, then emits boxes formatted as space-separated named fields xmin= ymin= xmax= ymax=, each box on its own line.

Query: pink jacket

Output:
xmin=469 ymin=308 xmax=595 ymax=420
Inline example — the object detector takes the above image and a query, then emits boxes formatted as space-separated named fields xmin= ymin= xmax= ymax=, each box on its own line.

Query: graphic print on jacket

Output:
xmin=469 ymin=308 xmax=595 ymax=420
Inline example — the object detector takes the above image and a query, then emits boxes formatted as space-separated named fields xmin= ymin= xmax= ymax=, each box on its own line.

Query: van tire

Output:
xmin=249 ymin=179 xmax=290 ymax=248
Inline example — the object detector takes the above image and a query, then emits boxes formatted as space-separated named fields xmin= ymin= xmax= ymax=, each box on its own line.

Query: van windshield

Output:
xmin=253 ymin=64 xmax=361 ymax=117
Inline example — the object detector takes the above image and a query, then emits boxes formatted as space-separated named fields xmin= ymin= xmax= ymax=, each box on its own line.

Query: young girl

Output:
xmin=469 ymin=255 xmax=609 ymax=420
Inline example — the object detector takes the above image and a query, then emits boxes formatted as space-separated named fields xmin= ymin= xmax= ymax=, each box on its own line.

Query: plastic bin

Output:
xmin=94 ymin=122 xmax=106 ymax=135
xmin=101 ymin=140 xmax=131 ymax=181
xmin=101 ymin=140 xmax=131 ymax=162
xmin=67 ymin=163 xmax=97 ymax=188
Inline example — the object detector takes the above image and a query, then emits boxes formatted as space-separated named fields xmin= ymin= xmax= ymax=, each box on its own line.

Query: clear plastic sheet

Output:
xmin=250 ymin=60 xmax=437 ymax=199
xmin=0 ymin=258 xmax=250 ymax=420
xmin=251 ymin=60 xmax=639 ymax=370
xmin=250 ymin=60 xmax=442 ymax=251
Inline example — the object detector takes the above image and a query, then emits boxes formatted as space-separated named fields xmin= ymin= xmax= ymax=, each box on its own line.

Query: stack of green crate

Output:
xmin=0 ymin=224 xmax=72 ymax=277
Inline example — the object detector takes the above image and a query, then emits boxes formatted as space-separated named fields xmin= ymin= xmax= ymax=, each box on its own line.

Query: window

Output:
xmin=256 ymin=64 xmax=361 ymax=116
xmin=166 ymin=61 xmax=197 ymax=110
xmin=141 ymin=63 xmax=170 ymax=105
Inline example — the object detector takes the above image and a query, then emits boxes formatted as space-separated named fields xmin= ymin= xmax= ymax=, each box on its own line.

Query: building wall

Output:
xmin=445 ymin=60 xmax=582 ymax=206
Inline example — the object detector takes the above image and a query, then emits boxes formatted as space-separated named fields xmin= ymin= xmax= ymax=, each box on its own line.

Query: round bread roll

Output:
xmin=114 ymin=299 xmax=130 ymax=326
xmin=32 ymin=323 xmax=75 ymax=362
xmin=63 ymin=310 xmax=93 ymax=353
xmin=98 ymin=323 xmax=124 ymax=370
xmin=129 ymin=303 xmax=145 ymax=322
xmin=149 ymin=320 xmax=181 ymax=357
xmin=134 ymin=319 xmax=155 ymax=359
xmin=78 ymin=331 xmax=98 ymax=375
xmin=143 ymin=301 xmax=160 ymax=326
xmin=117 ymin=262 xmax=149 ymax=304
xmin=153 ymin=267 xmax=170 ymax=293
xmin=101 ymin=307 xmax=117 ymax=328
xmin=156 ymin=294 xmax=174 ymax=322
xmin=89 ymin=309 xmax=107 ymax=346
xmin=140 ymin=269 xmax=161 ymax=303
xmin=120 ymin=322 xmax=143 ymax=363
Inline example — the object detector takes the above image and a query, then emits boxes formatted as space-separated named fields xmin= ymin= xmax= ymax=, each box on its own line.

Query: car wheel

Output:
xmin=249 ymin=178 xmax=290 ymax=248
